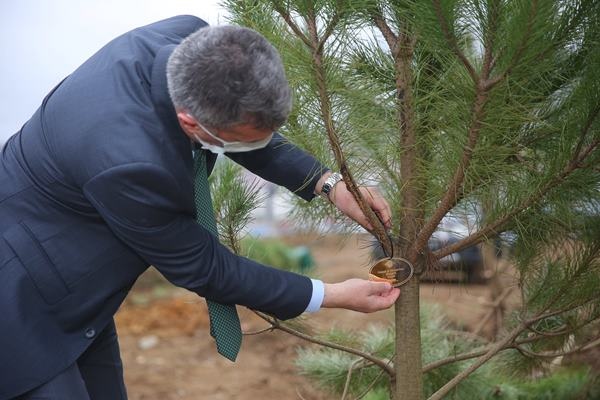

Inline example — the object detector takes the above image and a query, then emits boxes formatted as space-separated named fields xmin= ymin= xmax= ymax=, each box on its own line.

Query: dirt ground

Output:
xmin=115 ymin=234 xmax=512 ymax=400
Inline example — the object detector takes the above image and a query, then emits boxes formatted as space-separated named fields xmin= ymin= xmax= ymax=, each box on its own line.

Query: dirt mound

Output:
xmin=116 ymin=296 xmax=209 ymax=337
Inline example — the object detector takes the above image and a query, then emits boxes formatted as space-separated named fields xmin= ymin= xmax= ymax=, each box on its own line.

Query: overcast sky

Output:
xmin=0 ymin=0 xmax=228 ymax=144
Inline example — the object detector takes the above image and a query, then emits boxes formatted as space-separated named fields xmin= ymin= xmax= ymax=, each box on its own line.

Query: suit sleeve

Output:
xmin=226 ymin=133 xmax=329 ymax=201
xmin=82 ymin=162 xmax=312 ymax=320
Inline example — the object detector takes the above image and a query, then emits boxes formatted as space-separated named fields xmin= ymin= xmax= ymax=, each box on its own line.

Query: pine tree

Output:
xmin=220 ymin=1 xmax=600 ymax=399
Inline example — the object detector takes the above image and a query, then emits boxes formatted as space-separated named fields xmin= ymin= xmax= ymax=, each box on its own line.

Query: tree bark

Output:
xmin=390 ymin=17 xmax=423 ymax=400
xmin=394 ymin=275 xmax=423 ymax=400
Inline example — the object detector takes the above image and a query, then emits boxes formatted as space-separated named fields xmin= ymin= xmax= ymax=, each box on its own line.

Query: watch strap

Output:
xmin=320 ymin=172 xmax=343 ymax=201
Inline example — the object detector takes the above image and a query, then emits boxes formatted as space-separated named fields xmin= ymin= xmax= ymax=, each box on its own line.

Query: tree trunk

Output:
xmin=394 ymin=275 xmax=423 ymax=400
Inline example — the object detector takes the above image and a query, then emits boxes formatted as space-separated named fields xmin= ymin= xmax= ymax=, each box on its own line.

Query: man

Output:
xmin=0 ymin=16 xmax=399 ymax=399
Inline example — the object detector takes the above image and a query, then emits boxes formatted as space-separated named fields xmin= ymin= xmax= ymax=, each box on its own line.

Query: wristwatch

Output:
xmin=320 ymin=172 xmax=343 ymax=201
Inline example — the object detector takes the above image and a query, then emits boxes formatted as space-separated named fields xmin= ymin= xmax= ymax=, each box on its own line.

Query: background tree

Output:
xmin=219 ymin=1 xmax=600 ymax=399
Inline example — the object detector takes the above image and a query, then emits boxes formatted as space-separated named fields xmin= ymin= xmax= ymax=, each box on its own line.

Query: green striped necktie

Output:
xmin=193 ymin=150 xmax=242 ymax=361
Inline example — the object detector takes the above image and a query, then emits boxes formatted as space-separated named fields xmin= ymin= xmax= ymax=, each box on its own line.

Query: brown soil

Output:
xmin=115 ymin=234 xmax=509 ymax=400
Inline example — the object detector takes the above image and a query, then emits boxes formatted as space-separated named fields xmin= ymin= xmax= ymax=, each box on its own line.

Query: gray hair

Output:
xmin=166 ymin=25 xmax=292 ymax=130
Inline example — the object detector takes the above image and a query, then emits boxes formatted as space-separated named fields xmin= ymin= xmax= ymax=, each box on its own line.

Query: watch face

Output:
xmin=369 ymin=257 xmax=414 ymax=287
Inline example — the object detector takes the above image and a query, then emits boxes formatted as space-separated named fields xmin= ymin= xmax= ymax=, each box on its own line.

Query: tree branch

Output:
xmin=224 ymin=224 xmax=240 ymax=255
xmin=243 ymin=326 xmax=275 ymax=336
xmin=528 ymin=316 xmax=600 ymax=344
xmin=472 ymin=287 xmax=515 ymax=336
xmin=422 ymin=332 xmax=544 ymax=374
xmin=303 ymin=4 xmax=393 ymax=256
xmin=416 ymin=0 xmax=510 ymax=257
xmin=485 ymin=0 xmax=538 ymax=89
xmin=572 ymin=104 xmax=600 ymax=161
xmin=432 ymin=0 xmax=479 ymax=84
xmin=371 ymin=8 xmax=398 ymax=55
xmin=526 ymin=324 xmax=569 ymax=338
xmin=427 ymin=321 xmax=527 ymax=400
xmin=516 ymin=335 xmax=600 ymax=359
xmin=272 ymin=4 xmax=312 ymax=49
xmin=317 ymin=5 xmax=342 ymax=54
xmin=525 ymin=294 xmax=600 ymax=325
xmin=427 ymin=291 xmax=600 ymax=398
xmin=253 ymin=311 xmax=395 ymax=377
xmin=480 ymin=0 xmax=501 ymax=82
xmin=526 ymin=241 xmax=600 ymax=320
xmin=341 ymin=358 xmax=365 ymax=400
xmin=433 ymin=35 xmax=600 ymax=261
xmin=412 ymin=83 xmax=489 ymax=255
xmin=355 ymin=367 xmax=387 ymax=400
xmin=433 ymin=137 xmax=600 ymax=260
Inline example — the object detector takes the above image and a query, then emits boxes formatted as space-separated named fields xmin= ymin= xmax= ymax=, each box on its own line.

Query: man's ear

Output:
xmin=177 ymin=112 xmax=197 ymax=130
xmin=176 ymin=111 xmax=199 ymax=139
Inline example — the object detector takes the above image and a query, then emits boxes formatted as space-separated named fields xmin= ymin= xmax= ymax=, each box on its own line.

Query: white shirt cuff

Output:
xmin=304 ymin=279 xmax=325 ymax=313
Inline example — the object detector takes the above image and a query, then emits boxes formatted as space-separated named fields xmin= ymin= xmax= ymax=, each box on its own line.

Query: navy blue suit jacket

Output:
xmin=0 ymin=16 xmax=327 ymax=399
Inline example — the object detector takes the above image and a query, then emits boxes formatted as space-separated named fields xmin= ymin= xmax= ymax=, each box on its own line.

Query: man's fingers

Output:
xmin=383 ymin=288 xmax=401 ymax=300
xmin=370 ymin=287 xmax=400 ymax=310
xmin=334 ymin=185 xmax=392 ymax=231
xmin=368 ymin=281 xmax=393 ymax=295
xmin=347 ymin=202 xmax=373 ymax=231
xmin=326 ymin=279 xmax=401 ymax=313
xmin=374 ymin=198 xmax=392 ymax=229
xmin=375 ymin=210 xmax=392 ymax=230
xmin=382 ymin=288 xmax=400 ymax=306
xmin=362 ymin=187 xmax=392 ymax=230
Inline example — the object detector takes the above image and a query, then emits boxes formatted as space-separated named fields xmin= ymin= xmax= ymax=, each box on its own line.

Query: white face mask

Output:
xmin=194 ymin=121 xmax=273 ymax=154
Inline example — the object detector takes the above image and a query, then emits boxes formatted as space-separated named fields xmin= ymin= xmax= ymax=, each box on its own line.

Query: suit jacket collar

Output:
xmin=151 ymin=44 xmax=198 ymax=172
xmin=151 ymin=45 xmax=179 ymax=129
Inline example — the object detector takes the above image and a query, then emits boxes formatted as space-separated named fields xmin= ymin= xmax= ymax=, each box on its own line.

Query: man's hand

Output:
xmin=315 ymin=172 xmax=392 ymax=231
xmin=332 ymin=184 xmax=392 ymax=231
xmin=322 ymin=279 xmax=400 ymax=313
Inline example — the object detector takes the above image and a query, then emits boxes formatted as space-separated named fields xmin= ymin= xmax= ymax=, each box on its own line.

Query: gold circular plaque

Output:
xmin=368 ymin=257 xmax=414 ymax=287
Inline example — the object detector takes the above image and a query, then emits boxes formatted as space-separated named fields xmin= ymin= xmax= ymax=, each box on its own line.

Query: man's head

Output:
xmin=166 ymin=25 xmax=292 ymax=150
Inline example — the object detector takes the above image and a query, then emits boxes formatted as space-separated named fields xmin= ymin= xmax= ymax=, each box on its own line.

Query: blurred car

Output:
xmin=426 ymin=230 xmax=485 ymax=283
